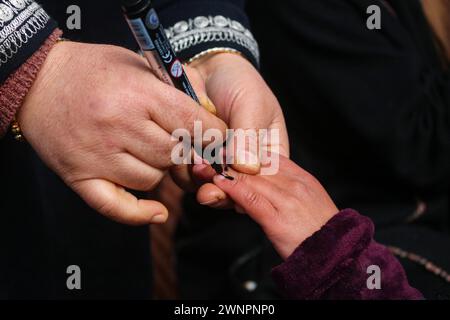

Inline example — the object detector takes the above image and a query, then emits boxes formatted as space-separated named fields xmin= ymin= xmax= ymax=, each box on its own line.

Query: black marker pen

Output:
xmin=122 ymin=0 xmax=233 ymax=179
xmin=122 ymin=0 xmax=199 ymax=103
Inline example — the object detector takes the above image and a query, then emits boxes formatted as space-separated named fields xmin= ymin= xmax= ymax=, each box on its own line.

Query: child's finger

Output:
xmin=213 ymin=172 xmax=279 ymax=226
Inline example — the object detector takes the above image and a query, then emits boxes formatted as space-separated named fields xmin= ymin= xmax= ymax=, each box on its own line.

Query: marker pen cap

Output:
xmin=121 ymin=0 xmax=152 ymax=17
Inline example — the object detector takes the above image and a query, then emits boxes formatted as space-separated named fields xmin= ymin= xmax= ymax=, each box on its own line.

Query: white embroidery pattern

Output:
xmin=0 ymin=0 xmax=51 ymax=68
xmin=165 ymin=15 xmax=260 ymax=64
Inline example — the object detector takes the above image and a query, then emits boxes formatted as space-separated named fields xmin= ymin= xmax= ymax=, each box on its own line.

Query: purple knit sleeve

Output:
xmin=271 ymin=209 xmax=423 ymax=300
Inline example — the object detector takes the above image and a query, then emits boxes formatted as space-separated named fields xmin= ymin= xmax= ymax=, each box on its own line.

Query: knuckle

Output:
xmin=163 ymin=139 xmax=181 ymax=159
xmin=244 ymin=190 xmax=260 ymax=207
xmin=183 ymin=105 xmax=201 ymax=133
xmin=135 ymin=181 xmax=156 ymax=192
xmin=235 ymin=173 xmax=248 ymax=184
xmin=142 ymin=172 xmax=164 ymax=191
xmin=133 ymin=170 xmax=164 ymax=191
xmin=291 ymin=180 xmax=308 ymax=196
xmin=89 ymin=95 xmax=124 ymax=127
xmin=283 ymin=194 xmax=302 ymax=212
xmin=95 ymin=195 xmax=117 ymax=218
xmin=227 ymin=173 xmax=247 ymax=189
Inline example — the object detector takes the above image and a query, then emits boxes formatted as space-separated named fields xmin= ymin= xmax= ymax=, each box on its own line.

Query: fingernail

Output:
xmin=200 ymin=96 xmax=217 ymax=115
xmin=150 ymin=214 xmax=167 ymax=224
xmin=200 ymin=192 xmax=226 ymax=206
xmin=200 ymin=199 xmax=220 ymax=206
xmin=214 ymin=174 xmax=226 ymax=182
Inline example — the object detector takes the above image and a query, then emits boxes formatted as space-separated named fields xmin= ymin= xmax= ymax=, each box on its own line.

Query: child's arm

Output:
xmin=211 ymin=156 xmax=423 ymax=300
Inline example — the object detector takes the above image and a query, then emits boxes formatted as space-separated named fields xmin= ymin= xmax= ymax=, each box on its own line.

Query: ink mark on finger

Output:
xmin=221 ymin=173 xmax=234 ymax=181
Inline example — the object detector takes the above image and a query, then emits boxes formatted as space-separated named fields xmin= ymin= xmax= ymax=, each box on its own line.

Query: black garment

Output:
xmin=44 ymin=0 xmax=259 ymax=66
xmin=1 ymin=0 xmax=150 ymax=299
xmin=155 ymin=0 xmax=259 ymax=66
xmin=174 ymin=0 xmax=450 ymax=299
xmin=0 ymin=2 xmax=56 ymax=83
xmin=0 ymin=134 xmax=153 ymax=299
xmin=248 ymin=0 xmax=450 ymax=227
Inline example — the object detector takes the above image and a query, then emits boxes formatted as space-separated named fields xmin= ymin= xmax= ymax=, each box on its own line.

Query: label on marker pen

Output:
xmin=124 ymin=3 xmax=199 ymax=103
xmin=145 ymin=8 xmax=160 ymax=30
xmin=128 ymin=18 xmax=155 ymax=50
xmin=170 ymin=59 xmax=183 ymax=78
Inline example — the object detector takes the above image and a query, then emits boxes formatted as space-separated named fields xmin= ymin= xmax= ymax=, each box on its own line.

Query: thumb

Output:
xmin=72 ymin=179 xmax=168 ymax=226
xmin=184 ymin=65 xmax=217 ymax=115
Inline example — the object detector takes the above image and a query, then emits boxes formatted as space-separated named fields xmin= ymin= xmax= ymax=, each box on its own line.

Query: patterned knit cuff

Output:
xmin=157 ymin=0 xmax=260 ymax=68
xmin=165 ymin=15 xmax=260 ymax=67
xmin=0 ymin=28 xmax=62 ymax=137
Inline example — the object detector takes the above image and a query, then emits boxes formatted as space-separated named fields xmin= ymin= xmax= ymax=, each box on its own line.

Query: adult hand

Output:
xmin=17 ymin=41 xmax=227 ymax=225
xmin=190 ymin=53 xmax=290 ymax=207
xmin=205 ymin=156 xmax=338 ymax=259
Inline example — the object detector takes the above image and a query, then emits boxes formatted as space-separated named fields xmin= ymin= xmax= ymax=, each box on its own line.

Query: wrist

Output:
xmin=271 ymin=209 xmax=373 ymax=299
xmin=0 ymin=29 xmax=63 ymax=138
xmin=17 ymin=37 xmax=72 ymax=136
xmin=273 ymin=213 xmax=337 ymax=260
xmin=191 ymin=51 xmax=254 ymax=79
xmin=188 ymin=48 xmax=243 ymax=66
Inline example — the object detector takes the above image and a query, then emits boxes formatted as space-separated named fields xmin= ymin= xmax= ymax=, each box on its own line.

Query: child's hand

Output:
xmin=209 ymin=156 xmax=339 ymax=259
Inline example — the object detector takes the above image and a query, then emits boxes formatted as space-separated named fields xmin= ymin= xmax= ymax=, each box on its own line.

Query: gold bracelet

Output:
xmin=11 ymin=117 xmax=25 ymax=142
xmin=187 ymin=48 xmax=243 ymax=65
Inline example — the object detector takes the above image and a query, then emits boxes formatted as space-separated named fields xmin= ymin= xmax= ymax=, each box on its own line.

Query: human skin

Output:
xmin=17 ymin=41 xmax=227 ymax=225
xmin=195 ymin=156 xmax=338 ymax=260
xmin=190 ymin=53 xmax=290 ymax=208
